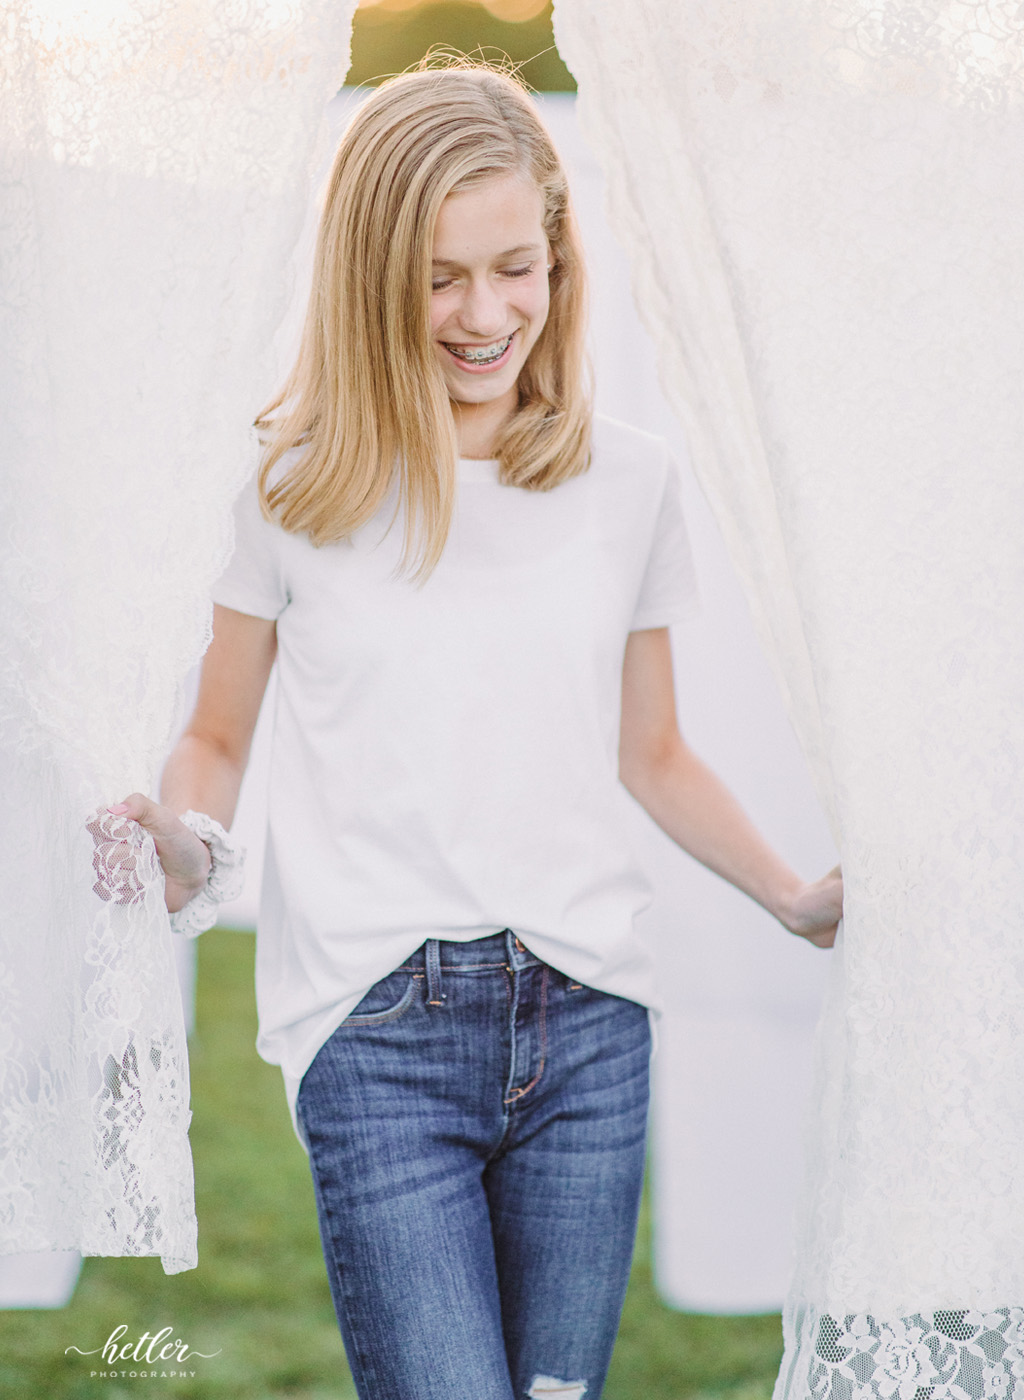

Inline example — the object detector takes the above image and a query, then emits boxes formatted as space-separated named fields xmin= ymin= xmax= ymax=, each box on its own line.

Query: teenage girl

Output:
xmin=111 ymin=63 xmax=841 ymax=1400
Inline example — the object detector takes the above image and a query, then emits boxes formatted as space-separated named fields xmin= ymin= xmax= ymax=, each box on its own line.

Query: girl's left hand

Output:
xmin=782 ymin=866 xmax=843 ymax=948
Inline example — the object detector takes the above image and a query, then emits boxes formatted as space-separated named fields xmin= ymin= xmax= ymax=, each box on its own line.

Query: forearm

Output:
xmin=159 ymin=732 xmax=247 ymax=831
xmin=622 ymin=738 xmax=802 ymax=929
xmin=108 ymin=608 xmax=272 ymax=914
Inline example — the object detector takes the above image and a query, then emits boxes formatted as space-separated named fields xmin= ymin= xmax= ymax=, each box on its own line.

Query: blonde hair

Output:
xmin=256 ymin=61 xmax=591 ymax=576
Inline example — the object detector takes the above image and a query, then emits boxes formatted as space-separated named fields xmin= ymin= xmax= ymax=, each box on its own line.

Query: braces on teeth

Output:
xmin=446 ymin=334 xmax=513 ymax=364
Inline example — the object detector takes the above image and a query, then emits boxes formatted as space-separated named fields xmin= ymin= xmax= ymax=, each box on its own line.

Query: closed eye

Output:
xmin=432 ymin=262 xmax=540 ymax=293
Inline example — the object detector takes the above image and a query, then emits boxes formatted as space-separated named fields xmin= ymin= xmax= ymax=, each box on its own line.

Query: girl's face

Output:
xmin=429 ymin=173 xmax=551 ymax=426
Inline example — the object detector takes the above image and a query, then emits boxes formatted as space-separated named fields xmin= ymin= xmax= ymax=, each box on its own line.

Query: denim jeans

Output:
xmin=296 ymin=930 xmax=651 ymax=1400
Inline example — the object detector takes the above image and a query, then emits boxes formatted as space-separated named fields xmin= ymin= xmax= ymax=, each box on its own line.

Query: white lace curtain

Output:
xmin=552 ymin=2 xmax=1024 ymax=1397
xmin=0 ymin=0 xmax=355 ymax=1273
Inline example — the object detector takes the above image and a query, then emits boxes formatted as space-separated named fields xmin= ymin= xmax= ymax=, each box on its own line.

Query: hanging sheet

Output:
xmin=552 ymin=1 xmax=1024 ymax=1395
xmin=0 ymin=0 xmax=355 ymax=1273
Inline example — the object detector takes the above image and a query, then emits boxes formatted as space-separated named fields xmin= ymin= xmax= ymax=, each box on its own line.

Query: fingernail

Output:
xmin=107 ymin=803 xmax=129 ymax=814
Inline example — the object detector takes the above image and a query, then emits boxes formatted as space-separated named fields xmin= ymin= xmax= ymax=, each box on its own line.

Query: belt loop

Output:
xmin=426 ymin=939 xmax=445 ymax=1006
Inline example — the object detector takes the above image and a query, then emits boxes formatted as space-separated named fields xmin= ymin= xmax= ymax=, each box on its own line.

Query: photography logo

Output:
xmin=66 ymin=1324 xmax=222 ymax=1380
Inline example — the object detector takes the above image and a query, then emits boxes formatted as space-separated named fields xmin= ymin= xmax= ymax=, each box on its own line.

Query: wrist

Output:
xmin=168 ymin=811 xmax=245 ymax=937
xmin=766 ymin=873 xmax=805 ymax=933
xmin=165 ymin=861 xmax=211 ymax=914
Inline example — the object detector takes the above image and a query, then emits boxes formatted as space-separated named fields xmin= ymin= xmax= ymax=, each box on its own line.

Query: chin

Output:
xmin=444 ymin=362 xmax=523 ymax=402
xmin=450 ymin=381 xmax=515 ymax=406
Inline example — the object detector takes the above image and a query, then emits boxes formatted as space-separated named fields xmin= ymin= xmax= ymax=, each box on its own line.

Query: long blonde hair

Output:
xmin=256 ymin=61 xmax=591 ymax=576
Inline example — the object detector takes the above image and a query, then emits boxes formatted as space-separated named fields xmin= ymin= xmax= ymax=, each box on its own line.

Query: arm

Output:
xmin=161 ymin=605 xmax=277 ymax=826
xmin=111 ymin=604 xmax=278 ymax=912
xmin=618 ymin=627 xmax=841 ymax=947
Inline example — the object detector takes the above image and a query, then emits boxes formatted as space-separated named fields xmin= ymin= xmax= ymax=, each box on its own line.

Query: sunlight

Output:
xmin=358 ymin=0 xmax=550 ymax=19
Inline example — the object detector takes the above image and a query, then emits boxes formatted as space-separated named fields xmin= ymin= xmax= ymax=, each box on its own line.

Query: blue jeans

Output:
xmin=296 ymin=930 xmax=651 ymax=1400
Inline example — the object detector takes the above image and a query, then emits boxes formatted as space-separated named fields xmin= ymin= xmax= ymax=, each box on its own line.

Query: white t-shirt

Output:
xmin=211 ymin=414 xmax=697 ymax=1118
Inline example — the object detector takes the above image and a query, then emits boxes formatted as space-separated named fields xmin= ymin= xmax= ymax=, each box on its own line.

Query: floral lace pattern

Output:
xmin=1 ymin=3 xmax=355 ymax=1273
xmin=816 ymin=1 xmax=1024 ymax=109
xmin=783 ymin=1308 xmax=1024 ymax=1400
xmin=86 ymin=812 xmax=150 ymax=908
xmin=553 ymin=1 xmax=1024 ymax=1394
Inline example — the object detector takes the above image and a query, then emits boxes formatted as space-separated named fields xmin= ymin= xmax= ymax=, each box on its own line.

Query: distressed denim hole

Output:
xmin=526 ymin=1376 xmax=588 ymax=1399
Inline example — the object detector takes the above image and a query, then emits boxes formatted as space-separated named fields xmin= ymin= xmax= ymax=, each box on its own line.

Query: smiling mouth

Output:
xmin=442 ymin=332 xmax=514 ymax=365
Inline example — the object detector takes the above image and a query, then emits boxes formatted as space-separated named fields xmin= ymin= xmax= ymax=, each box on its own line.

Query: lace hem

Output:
xmin=778 ymin=1305 xmax=1024 ymax=1400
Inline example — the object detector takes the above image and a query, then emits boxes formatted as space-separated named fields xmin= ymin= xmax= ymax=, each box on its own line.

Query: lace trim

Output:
xmin=782 ymin=1307 xmax=1024 ymax=1400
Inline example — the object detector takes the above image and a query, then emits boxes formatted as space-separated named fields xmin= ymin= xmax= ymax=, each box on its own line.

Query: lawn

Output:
xmin=0 ymin=928 xmax=783 ymax=1399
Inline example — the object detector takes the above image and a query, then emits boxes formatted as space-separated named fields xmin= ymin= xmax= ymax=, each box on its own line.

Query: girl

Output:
xmin=112 ymin=62 xmax=841 ymax=1400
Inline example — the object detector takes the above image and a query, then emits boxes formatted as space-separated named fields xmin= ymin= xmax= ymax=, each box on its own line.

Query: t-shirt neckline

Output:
xmin=457 ymin=457 xmax=500 ymax=483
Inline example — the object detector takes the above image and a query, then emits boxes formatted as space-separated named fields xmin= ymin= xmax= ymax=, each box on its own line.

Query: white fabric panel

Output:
xmin=0 ymin=1 xmax=356 ymax=1274
xmin=218 ymin=91 xmax=836 ymax=1313
xmin=553 ymin=1 xmax=1024 ymax=1395
xmin=0 ymin=1251 xmax=82 ymax=1310
xmin=651 ymin=1011 xmax=819 ymax=1314
xmin=544 ymin=96 xmax=837 ymax=1313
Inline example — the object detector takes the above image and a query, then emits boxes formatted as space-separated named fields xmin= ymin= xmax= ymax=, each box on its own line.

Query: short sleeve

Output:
xmin=629 ymin=449 xmax=699 ymax=630
xmin=210 ymin=475 xmax=288 ymax=621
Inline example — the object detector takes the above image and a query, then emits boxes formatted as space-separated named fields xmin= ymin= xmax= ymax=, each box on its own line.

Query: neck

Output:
xmin=450 ymin=389 xmax=517 ymax=459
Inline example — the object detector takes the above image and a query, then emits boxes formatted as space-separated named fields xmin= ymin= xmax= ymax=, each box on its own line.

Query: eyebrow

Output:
xmin=431 ymin=243 xmax=545 ymax=267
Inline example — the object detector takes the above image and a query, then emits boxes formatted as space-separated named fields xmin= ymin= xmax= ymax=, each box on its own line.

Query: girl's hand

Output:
xmin=779 ymin=866 xmax=843 ymax=948
xmin=106 ymin=795 xmax=211 ymax=913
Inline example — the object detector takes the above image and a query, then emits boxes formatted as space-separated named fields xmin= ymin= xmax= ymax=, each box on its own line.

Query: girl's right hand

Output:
xmin=106 ymin=795 xmax=212 ymax=913
xmin=781 ymin=865 xmax=843 ymax=949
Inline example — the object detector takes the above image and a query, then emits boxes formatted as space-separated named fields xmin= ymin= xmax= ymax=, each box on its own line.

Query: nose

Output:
xmin=456 ymin=275 xmax=508 ymax=338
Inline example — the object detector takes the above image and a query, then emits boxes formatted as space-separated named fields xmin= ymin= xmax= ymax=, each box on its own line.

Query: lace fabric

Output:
xmin=0 ymin=1 xmax=355 ymax=1272
xmin=782 ymin=1306 xmax=1024 ymax=1400
xmin=552 ymin=0 xmax=1024 ymax=1394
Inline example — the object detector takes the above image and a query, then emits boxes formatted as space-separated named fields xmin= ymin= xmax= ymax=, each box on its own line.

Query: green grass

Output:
xmin=348 ymin=2 xmax=576 ymax=93
xmin=0 ymin=929 xmax=783 ymax=1399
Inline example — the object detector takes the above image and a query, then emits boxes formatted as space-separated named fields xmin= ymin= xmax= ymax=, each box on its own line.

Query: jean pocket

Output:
xmin=344 ymin=972 xmax=419 ymax=1027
